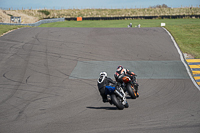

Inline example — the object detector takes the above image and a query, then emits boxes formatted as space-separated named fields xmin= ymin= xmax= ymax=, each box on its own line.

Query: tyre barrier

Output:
xmin=65 ymin=15 xmax=200 ymax=21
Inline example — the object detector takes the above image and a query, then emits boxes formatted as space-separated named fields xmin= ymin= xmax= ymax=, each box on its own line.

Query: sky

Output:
xmin=0 ymin=0 xmax=199 ymax=10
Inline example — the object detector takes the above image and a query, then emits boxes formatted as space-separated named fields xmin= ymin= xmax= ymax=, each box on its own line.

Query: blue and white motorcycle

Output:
xmin=105 ymin=85 xmax=129 ymax=110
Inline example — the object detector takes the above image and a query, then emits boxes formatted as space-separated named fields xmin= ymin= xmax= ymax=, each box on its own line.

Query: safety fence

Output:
xmin=65 ymin=15 xmax=200 ymax=21
xmin=0 ymin=18 xmax=65 ymax=26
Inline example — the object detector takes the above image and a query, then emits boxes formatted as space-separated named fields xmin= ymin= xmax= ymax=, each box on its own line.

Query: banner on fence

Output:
xmin=77 ymin=17 xmax=82 ymax=21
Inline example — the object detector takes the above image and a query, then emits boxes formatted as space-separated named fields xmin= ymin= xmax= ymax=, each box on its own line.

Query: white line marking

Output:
xmin=163 ymin=27 xmax=200 ymax=91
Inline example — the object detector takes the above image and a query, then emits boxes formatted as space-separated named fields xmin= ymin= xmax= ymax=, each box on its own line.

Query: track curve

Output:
xmin=0 ymin=27 xmax=200 ymax=133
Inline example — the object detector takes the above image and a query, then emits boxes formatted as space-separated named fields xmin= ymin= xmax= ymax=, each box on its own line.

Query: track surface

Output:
xmin=0 ymin=27 xmax=200 ymax=133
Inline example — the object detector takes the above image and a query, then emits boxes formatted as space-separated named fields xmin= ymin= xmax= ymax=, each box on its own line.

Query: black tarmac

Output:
xmin=0 ymin=27 xmax=200 ymax=133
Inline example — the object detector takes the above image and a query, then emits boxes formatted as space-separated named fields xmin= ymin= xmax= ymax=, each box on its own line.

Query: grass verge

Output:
xmin=0 ymin=25 xmax=27 ymax=36
xmin=39 ymin=18 xmax=200 ymax=28
xmin=166 ymin=23 xmax=200 ymax=59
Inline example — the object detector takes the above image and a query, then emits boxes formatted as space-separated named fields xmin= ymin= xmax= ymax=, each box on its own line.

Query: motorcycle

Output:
xmin=105 ymin=85 xmax=129 ymax=110
xmin=115 ymin=74 xmax=139 ymax=99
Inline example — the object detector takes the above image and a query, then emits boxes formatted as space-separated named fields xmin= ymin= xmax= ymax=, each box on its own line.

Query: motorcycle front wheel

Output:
xmin=124 ymin=102 xmax=129 ymax=108
xmin=111 ymin=94 xmax=124 ymax=110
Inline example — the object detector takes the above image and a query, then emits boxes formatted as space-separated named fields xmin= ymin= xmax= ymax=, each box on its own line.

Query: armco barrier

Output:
xmin=0 ymin=18 xmax=65 ymax=26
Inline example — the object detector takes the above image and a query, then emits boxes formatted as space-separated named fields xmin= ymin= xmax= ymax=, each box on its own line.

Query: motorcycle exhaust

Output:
xmin=114 ymin=90 xmax=124 ymax=99
xmin=114 ymin=89 xmax=127 ymax=105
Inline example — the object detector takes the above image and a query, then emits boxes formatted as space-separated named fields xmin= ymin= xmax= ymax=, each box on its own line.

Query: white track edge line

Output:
xmin=163 ymin=27 xmax=200 ymax=91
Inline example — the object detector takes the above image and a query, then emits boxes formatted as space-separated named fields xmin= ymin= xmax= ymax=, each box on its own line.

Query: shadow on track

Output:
xmin=87 ymin=106 xmax=118 ymax=110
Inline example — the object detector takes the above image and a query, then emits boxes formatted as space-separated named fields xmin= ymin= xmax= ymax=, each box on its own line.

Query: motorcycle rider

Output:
xmin=97 ymin=72 xmax=116 ymax=103
xmin=114 ymin=65 xmax=139 ymax=96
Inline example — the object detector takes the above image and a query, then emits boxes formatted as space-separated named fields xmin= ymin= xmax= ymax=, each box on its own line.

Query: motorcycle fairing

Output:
xmin=105 ymin=86 xmax=116 ymax=94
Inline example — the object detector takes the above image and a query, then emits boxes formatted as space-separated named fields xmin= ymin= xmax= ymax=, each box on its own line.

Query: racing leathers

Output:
xmin=115 ymin=66 xmax=139 ymax=93
xmin=97 ymin=76 xmax=116 ymax=103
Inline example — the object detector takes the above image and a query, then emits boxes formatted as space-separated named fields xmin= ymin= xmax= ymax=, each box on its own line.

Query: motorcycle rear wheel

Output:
xmin=111 ymin=94 xmax=124 ymax=110
xmin=126 ymin=83 xmax=137 ymax=99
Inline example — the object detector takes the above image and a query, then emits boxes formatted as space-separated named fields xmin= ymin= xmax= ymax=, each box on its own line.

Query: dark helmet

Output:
xmin=117 ymin=65 xmax=123 ymax=71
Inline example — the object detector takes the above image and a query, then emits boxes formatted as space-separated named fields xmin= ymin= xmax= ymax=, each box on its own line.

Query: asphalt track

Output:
xmin=0 ymin=27 xmax=200 ymax=133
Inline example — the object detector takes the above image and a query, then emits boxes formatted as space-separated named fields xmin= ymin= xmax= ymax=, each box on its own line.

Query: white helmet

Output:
xmin=98 ymin=72 xmax=107 ymax=83
xmin=100 ymin=72 xmax=107 ymax=77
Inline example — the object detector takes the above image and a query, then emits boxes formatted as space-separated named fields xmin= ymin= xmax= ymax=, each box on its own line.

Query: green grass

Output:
xmin=38 ymin=19 xmax=200 ymax=28
xmin=1 ymin=18 xmax=200 ymax=58
xmin=0 ymin=25 xmax=27 ymax=36
xmin=166 ymin=23 xmax=200 ymax=59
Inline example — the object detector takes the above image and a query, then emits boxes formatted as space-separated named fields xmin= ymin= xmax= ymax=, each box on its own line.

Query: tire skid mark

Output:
xmin=57 ymin=69 xmax=99 ymax=94
xmin=0 ymin=39 xmax=35 ymax=105
xmin=6 ymin=53 xmax=65 ymax=83
xmin=17 ymin=42 xmax=101 ymax=63
xmin=33 ymin=35 xmax=104 ymax=61
xmin=0 ymin=72 xmax=24 ymax=105
xmin=0 ymin=29 xmax=47 ymax=121
xmin=11 ymin=30 xmax=61 ymax=120
xmin=0 ymin=95 xmax=54 ymax=122
xmin=3 ymin=72 xmax=23 ymax=84
xmin=14 ymin=45 xmax=82 ymax=68
xmin=57 ymin=69 xmax=99 ymax=106
xmin=13 ymin=29 xmax=53 ymax=120
xmin=0 ymin=43 xmax=23 ymax=65
xmin=12 ymin=28 xmax=57 ymax=120
xmin=0 ymin=100 xmax=28 ymax=125
xmin=26 ymin=76 xmax=30 ymax=84
xmin=0 ymin=38 xmax=24 ymax=45
xmin=14 ymin=96 xmax=53 ymax=121
xmin=0 ymin=84 xmax=59 ymax=96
